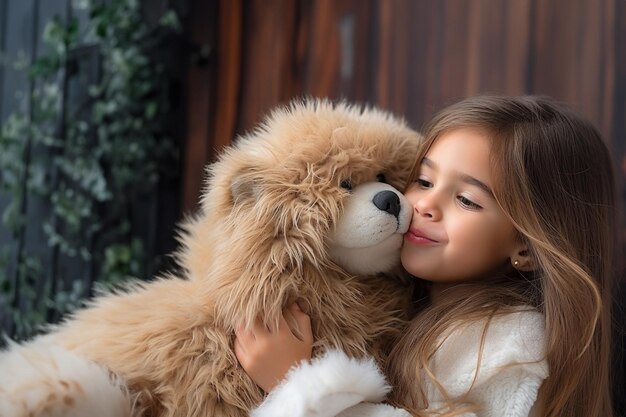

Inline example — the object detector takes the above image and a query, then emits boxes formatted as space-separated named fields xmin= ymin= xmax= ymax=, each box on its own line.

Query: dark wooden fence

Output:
xmin=184 ymin=0 xmax=624 ymax=223
xmin=0 ymin=0 xmax=93 ymax=336
xmin=0 ymin=0 xmax=187 ymax=338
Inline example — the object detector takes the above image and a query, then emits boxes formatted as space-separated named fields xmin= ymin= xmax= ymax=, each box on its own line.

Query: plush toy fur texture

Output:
xmin=0 ymin=99 xmax=420 ymax=417
xmin=0 ymin=339 xmax=132 ymax=417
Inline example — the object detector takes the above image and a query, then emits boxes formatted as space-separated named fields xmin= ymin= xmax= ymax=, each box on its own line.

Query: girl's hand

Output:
xmin=234 ymin=303 xmax=313 ymax=393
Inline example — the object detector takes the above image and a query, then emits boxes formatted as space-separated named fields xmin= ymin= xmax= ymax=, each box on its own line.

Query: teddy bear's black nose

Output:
xmin=373 ymin=191 xmax=401 ymax=217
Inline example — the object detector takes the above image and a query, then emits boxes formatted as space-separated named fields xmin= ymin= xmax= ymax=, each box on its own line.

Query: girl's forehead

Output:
xmin=427 ymin=128 xmax=491 ymax=158
xmin=424 ymin=129 xmax=495 ymax=184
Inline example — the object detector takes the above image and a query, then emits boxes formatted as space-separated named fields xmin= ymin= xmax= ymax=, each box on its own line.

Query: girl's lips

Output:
xmin=404 ymin=228 xmax=440 ymax=245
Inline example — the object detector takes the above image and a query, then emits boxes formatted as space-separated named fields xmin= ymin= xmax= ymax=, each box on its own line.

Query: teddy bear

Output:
xmin=0 ymin=99 xmax=421 ymax=417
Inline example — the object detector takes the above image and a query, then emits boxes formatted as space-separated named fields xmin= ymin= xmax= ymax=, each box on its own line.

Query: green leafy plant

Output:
xmin=0 ymin=0 xmax=181 ymax=340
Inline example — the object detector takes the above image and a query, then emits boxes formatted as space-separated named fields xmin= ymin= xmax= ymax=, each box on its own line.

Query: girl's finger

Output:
xmin=280 ymin=307 xmax=306 ymax=341
xmin=253 ymin=316 xmax=269 ymax=335
xmin=235 ymin=323 xmax=256 ymax=342
xmin=290 ymin=303 xmax=313 ymax=343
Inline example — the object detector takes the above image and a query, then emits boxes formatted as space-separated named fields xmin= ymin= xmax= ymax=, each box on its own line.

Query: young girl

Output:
xmin=234 ymin=95 xmax=616 ymax=417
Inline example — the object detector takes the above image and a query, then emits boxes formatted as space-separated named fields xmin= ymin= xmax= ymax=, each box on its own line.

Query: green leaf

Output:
xmin=28 ymin=56 xmax=61 ymax=78
xmin=159 ymin=10 xmax=181 ymax=31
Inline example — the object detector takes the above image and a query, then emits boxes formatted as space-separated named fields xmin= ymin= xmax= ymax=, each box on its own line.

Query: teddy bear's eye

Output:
xmin=376 ymin=173 xmax=387 ymax=183
xmin=340 ymin=179 xmax=353 ymax=191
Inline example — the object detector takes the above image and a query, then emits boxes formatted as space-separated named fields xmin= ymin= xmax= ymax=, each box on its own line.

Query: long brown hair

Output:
xmin=387 ymin=96 xmax=615 ymax=417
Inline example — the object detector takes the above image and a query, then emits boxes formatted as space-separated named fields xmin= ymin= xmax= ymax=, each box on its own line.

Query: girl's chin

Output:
xmin=400 ymin=252 xmax=439 ymax=278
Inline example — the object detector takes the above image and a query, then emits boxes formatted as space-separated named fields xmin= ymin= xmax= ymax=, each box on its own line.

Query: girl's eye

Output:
xmin=417 ymin=178 xmax=432 ymax=188
xmin=457 ymin=195 xmax=482 ymax=210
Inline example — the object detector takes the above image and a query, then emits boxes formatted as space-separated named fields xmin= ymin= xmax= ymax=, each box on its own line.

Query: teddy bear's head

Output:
xmin=180 ymin=99 xmax=420 ymax=287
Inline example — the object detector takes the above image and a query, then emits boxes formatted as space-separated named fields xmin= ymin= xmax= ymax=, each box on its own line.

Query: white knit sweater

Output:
xmin=252 ymin=309 xmax=548 ymax=417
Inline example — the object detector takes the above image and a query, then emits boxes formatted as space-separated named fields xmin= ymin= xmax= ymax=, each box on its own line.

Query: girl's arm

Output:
xmin=234 ymin=304 xmax=410 ymax=417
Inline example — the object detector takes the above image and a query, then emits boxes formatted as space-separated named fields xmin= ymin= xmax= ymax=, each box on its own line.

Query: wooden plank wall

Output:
xmin=187 ymin=0 xmax=624 ymax=277
xmin=0 ymin=0 xmax=83 ymax=334
xmin=0 ymin=0 xmax=187 ymax=337
xmin=186 ymin=0 xmax=620 ymax=210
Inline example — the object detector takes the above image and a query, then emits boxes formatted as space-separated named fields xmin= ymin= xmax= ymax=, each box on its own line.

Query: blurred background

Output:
xmin=0 ymin=0 xmax=624 ymax=414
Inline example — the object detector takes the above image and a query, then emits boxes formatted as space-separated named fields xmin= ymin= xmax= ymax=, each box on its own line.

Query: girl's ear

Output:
xmin=510 ymin=247 xmax=536 ymax=272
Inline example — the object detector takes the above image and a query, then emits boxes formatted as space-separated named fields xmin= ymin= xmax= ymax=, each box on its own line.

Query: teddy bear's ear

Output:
xmin=230 ymin=173 xmax=262 ymax=205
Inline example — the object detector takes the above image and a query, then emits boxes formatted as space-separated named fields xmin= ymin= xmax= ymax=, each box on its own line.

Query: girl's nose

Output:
xmin=415 ymin=195 xmax=442 ymax=221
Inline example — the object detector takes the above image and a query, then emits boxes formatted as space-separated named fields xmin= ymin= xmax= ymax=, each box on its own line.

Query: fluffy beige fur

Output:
xmin=43 ymin=99 xmax=420 ymax=416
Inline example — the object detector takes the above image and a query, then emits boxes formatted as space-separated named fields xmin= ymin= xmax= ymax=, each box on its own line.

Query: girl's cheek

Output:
xmin=446 ymin=217 xmax=474 ymax=244
xmin=404 ymin=188 xmax=421 ymax=207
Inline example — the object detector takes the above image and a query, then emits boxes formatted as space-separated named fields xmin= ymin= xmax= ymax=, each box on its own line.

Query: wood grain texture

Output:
xmin=184 ymin=0 xmax=624 ymax=264
xmin=181 ymin=0 xmax=215 ymax=212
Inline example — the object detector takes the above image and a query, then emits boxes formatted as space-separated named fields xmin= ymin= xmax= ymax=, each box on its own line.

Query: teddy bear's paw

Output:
xmin=0 ymin=340 xmax=133 ymax=417
xmin=252 ymin=349 xmax=391 ymax=417
xmin=338 ymin=403 xmax=412 ymax=417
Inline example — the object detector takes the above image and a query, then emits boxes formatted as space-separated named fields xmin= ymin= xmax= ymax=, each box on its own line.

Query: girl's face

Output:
xmin=401 ymin=128 xmax=519 ymax=283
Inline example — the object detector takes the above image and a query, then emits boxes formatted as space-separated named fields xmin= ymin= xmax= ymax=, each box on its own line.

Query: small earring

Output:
xmin=513 ymin=260 xmax=520 ymax=267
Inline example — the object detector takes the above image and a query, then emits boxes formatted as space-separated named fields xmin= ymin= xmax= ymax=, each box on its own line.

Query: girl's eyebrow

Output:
xmin=459 ymin=174 xmax=495 ymax=198
xmin=421 ymin=157 xmax=495 ymax=198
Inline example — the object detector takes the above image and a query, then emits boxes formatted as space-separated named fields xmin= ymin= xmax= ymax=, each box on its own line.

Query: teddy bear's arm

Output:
xmin=337 ymin=403 xmax=412 ymax=417
xmin=0 ymin=340 xmax=132 ymax=417
xmin=250 ymin=349 xmax=411 ymax=417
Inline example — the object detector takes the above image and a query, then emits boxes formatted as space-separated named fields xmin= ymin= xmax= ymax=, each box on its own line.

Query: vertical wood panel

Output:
xmin=0 ymin=0 xmax=79 ymax=332
xmin=383 ymin=0 xmax=535 ymax=127
xmin=374 ymin=0 xmax=391 ymax=109
xmin=503 ymin=1 xmax=531 ymax=95
xmin=186 ymin=0 xmax=624 ymax=272
xmin=6 ymin=0 xmax=38 ymax=332
xmin=188 ymin=0 xmax=621 ymax=166
xmin=302 ymin=0 xmax=341 ymax=97
xmin=386 ymin=0 xmax=409 ymax=115
xmin=0 ymin=0 xmax=35 ymax=123
xmin=532 ymin=0 xmax=579 ymax=101
xmin=181 ymin=0 xmax=215 ymax=212
xmin=440 ymin=0 xmax=472 ymax=99
xmin=211 ymin=0 xmax=242 ymax=156
xmin=476 ymin=1 xmax=507 ymax=92
xmin=531 ymin=0 xmax=614 ymax=140
xmin=189 ymin=0 xmax=622 ymax=192
xmin=342 ymin=0 xmax=374 ymax=102
xmin=374 ymin=0 xmax=413 ymax=117
xmin=576 ymin=0 xmax=602 ymax=120
xmin=27 ymin=0 xmax=69 ymax=323
xmin=0 ymin=0 xmax=11 ymax=250
xmin=612 ymin=0 xmax=626 ymax=404
xmin=0 ymin=0 xmax=36 ymax=334
xmin=301 ymin=0 xmax=375 ymax=102
xmin=0 ymin=0 xmax=7 ymax=121
xmin=612 ymin=0 xmax=626 ymax=335
xmin=600 ymin=0 xmax=615 ymax=142
xmin=404 ymin=1 xmax=442 ymax=126
xmin=463 ymin=0 xmax=481 ymax=97
xmin=237 ymin=0 xmax=297 ymax=132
